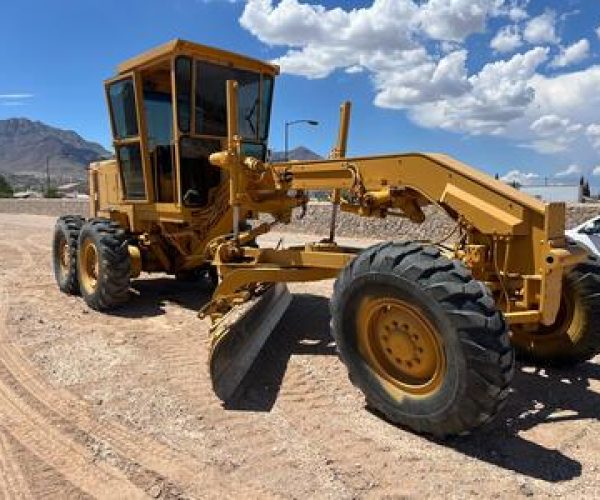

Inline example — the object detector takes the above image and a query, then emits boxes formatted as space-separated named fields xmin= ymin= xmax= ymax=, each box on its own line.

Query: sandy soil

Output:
xmin=1 ymin=213 xmax=600 ymax=499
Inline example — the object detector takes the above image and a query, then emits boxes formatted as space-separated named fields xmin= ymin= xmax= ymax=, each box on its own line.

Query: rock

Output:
xmin=149 ymin=484 xmax=162 ymax=498
xmin=262 ymin=202 xmax=600 ymax=241
xmin=518 ymin=482 xmax=534 ymax=497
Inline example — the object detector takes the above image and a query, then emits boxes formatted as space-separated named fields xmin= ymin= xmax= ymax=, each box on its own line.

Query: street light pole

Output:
xmin=284 ymin=119 xmax=319 ymax=161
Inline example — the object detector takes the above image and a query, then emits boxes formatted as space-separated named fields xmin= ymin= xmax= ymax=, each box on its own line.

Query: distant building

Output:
xmin=13 ymin=190 xmax=42 ymax=199
xmin=63 ymin=192 xmax=89 ymax=200
xmin=520 ymin=184 xmax=583 ymax=203
xmin=57 ymin=181 xmax=87 ymax=198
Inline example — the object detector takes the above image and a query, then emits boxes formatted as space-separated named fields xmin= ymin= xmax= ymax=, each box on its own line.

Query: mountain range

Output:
xmin=270 ymin=146 xmax=322 ymax=162
xmin=0 ymin=118 xmax=111 ymax=182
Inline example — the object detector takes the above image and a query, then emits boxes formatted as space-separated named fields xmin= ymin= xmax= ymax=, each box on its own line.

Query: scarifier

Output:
xmin=52 ymin=40 xmax=600 ymax=437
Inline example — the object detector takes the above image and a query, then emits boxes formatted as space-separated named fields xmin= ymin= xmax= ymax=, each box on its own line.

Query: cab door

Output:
xmin=105 ymin=73 xmax=150 ymax=202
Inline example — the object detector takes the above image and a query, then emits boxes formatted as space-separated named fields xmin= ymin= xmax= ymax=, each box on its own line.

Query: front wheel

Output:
xmin=330 ymin=242 xmax=514 ymax=437
xmin=78 ymin=219 xmax=131 ymax=311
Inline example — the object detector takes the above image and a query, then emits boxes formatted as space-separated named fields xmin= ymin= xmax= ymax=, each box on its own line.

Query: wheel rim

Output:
xmin=80 ymin=238 xmax=100 ymax=294
xmin=356 ymin=297 xmax=446 ymax=397
xmin=58 ymin=237 xmax=70 ymax=275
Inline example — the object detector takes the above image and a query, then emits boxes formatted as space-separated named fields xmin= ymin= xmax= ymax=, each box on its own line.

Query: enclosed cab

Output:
xmin=90 ymin=39 xmax=278 ymax=240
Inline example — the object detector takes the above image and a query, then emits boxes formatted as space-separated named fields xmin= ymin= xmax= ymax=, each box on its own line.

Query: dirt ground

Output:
xmin=1 ymin=213 xmax=600 ymax=499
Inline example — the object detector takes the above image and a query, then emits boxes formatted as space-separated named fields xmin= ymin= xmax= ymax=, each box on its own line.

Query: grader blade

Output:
xmin=209 ymin=283 xmax=292 ymax=401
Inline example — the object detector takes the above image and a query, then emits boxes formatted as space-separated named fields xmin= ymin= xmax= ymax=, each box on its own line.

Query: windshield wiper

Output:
xmin=244 ymin=98 xmax=258 ymax=136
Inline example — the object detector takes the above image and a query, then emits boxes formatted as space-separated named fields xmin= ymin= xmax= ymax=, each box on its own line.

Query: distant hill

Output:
xmin=0 ymin=118 xmax=111 ymax=181
xmin=270 ymin=146 xmax=322 ymax=162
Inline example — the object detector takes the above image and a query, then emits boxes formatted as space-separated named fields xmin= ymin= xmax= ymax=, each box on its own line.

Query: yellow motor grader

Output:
xmin=52 ymin=39 xmax=600 ymax=437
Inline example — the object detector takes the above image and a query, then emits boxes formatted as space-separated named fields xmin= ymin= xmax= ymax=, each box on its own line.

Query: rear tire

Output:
xmin=77 ymin=218 xmax=130 ymax=311
xmin=330 ymin=242 xmax=514 ymax=437
xmin=52 ymin=215 xmax=85 ymax=294
xmin=511 ymin=255 xmax=600 ymax=366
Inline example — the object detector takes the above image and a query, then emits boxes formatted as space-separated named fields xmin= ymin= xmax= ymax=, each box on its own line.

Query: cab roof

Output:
xmin=117 ymin=39 xmax=280 ymax=76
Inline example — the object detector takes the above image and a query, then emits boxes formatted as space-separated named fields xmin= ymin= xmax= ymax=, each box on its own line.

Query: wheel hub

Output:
xmin=59 ymin=238 xmax=70 ymax=272
xmin=81 ymin=239 xmax=99 ymax=294
xmin=357 ymin=297 xmax=446 ymax=396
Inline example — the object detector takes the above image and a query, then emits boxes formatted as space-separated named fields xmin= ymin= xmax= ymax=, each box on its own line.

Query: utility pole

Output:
xmin=46 ymin=155 xmax=50 ymax=195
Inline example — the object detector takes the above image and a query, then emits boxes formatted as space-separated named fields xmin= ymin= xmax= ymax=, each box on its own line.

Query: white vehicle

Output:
xmin=566 ymin=216 xmax=600 ymax=257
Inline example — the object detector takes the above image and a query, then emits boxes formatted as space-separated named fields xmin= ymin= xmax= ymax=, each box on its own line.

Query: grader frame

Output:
xmin=53 ymin=39 xmax=600 ymax=437
xmin=207 ymin=90 xmax=583 ymax=328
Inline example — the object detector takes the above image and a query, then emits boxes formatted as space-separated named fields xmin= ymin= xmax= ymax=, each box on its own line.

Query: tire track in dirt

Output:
xmin=0 ymin=240 xmax=148 ymax=497
xmin=1 ymin=217 xmax=429 ymax=497
xmin=130 ymin=280 xmax=387 ymax=497
xmin=0 ymin=428 xmax=33 ymax=500
xmin=138 ymin=326 xmax=348 ymax=498
xmin=136 ymin=309 xmax=359 ymax=497
xmin=243 ymin=305 xmax=428 ymax=496
xmin=0 ymin=230 xmax=278 ymax=498
xmin=0 ymin=379 xmax=144 ymax=497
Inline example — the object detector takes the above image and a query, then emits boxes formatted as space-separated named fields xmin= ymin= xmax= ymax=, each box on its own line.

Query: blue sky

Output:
xmin=1 ymin=0 xmax=599 ymax=187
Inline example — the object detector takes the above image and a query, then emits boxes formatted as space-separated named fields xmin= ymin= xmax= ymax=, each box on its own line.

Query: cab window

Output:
xmin=117 ymin=144 xmax=145 ymax=200
xmin=142 ymin=66 xmax=175 ymax=203
xmin=175 ymin=57 xmax=192 ymax=134
xmin=194 ymin=62 xmax=261 ymax=140
xmin=108 ymin=79 xmax=138 ymax=139
xmin=107 ymin=77 xmax=146 ymax=201
xmin=180 ymin=138 xmax=222 ymax=206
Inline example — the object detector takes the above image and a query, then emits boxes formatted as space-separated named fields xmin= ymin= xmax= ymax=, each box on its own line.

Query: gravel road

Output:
xmin=1 ymin=213 xmax=600 ymax=498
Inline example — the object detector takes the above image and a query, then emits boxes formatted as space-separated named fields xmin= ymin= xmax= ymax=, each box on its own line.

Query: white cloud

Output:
xmin=530 ymin=115 xmax=577 ymax=137
xmin=587 ymin=124 xmax=600 ymax=150
xmin=507 ymin=6 xmax=528 ymax=22
xmin=523 ymin=10 xmax=559 ymax=44
xmin=241 ymin=0 xmax=419 ymax=78
xmin=550 ymin=39 xmax=590 ymax=68
xmin=523 ymin=137 xmax=575 ymax=154
xmin=241 ymin=0 xmax=417 ymax=51
xmin=0 ymin=93 xmax=33 ymax=99
xmin=416 ymin=0 xmax=504 ymax=42
xmin=592 ymin=166 xmax=600 ymax=177
xmin=0 ymin=93 xmax=33 ymax=107
xmin=240 ymin=1 xmax=600 ymax=157
xmin=241 ymin=1 xmax=549 ymax=136
xmin=345 ymin=65 xmax=364 ymax=74
xmin=501 ymin=169 xmax=539 ymax=184
xmin=528 ymin=65 xmax=600 ymax=127
xmin=555 ymin=164 xmax=582 ymax=177
xmin=596 ymin=26 xmax=600 ymax=39
xmin=523 ymin=113 xmax=581 ymax=153
xmin=492 ymin=0 xmax=529 ymax=22
xmin=490 ymin=25 xmax=522 ymax=53
xmin=373 ymin=49 xmax=469 ymax=108
xmin=411 ymin=47 xmax=549 ymax=135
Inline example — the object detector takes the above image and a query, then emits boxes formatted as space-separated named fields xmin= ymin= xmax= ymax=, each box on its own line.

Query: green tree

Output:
xmin=44 ymin=186 xmax=62 ymax=198
xmin=583 ymin=180 xmax=591 ymax=198
xmin=0 ymin=174 xmax=13 ymax=198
